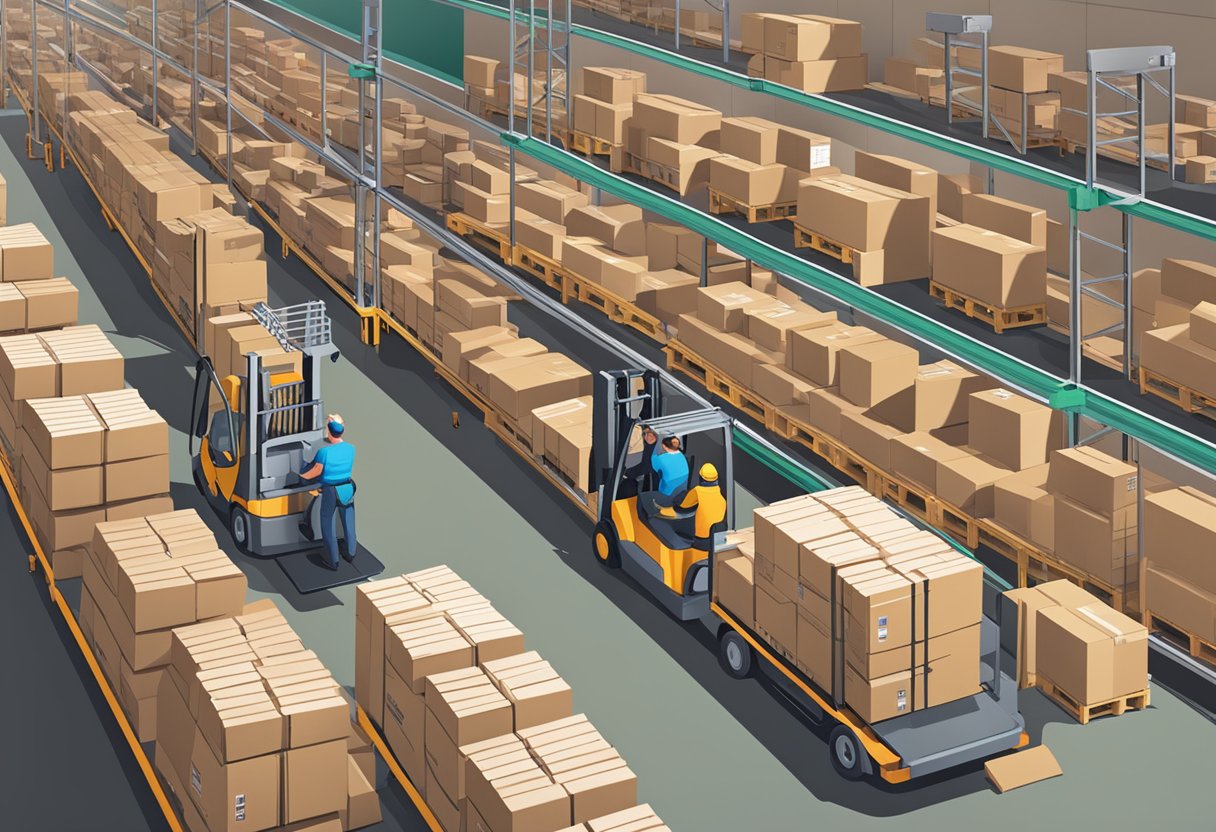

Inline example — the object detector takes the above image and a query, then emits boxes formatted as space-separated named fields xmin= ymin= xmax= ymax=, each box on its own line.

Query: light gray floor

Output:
xmin=2 ymin=110 xmax=1211 ymax=832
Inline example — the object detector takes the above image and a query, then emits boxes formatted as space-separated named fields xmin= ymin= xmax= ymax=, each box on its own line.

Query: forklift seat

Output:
xmin=644 ymin=513 xmax=697 ymax=551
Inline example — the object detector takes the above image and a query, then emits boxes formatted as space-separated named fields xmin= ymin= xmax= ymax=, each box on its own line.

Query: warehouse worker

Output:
xmin=646 ymin=429 xmax=690 ymax=517
xmin=673 ymin=463 xmax=728 ymax=551
xmin=300 ymin=414 xmax=357 ymax=571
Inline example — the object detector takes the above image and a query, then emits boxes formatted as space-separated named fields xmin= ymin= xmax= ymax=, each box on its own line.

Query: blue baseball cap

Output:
xmin=328 ymin=420 xmax=345 ymax=436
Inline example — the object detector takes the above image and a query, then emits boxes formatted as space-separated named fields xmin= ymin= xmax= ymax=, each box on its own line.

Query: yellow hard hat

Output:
xmin=700 ymin=462 xmax=719 ymax=482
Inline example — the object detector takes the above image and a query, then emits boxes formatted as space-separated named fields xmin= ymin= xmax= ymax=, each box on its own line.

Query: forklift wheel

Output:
xmin=592 ymin=520 xmax=621 ymax=569
xmin=228 ymin=505 xmax=253 ymax=555
xmin=828 ymin=724 xmax=868 ymax=781
xmin=718 ymin=630 xmax=753 ymax=679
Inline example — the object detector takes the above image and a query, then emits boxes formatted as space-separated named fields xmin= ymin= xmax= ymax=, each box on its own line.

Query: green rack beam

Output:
xmin=503 ymin=133 xmax=1216 ymax=477
xmin=446 ymin=0 xmax=1216 ymax=244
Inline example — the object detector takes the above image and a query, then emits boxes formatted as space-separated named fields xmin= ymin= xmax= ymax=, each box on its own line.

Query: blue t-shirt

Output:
xmin=652 ymin=450 xmax=689 ymax=496
xmin=313 ymin=441 xmax=355 ymax=503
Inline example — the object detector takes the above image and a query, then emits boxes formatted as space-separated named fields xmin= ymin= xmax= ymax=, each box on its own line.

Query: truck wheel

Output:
xmin=593 ymin=520 xmax=621 ymax=568
xmin=829 ymin=724 xmax=868 ymax=781
xmin=229 ymin=505 xmax=252 ymax=555
xmin=718 ymin=630 xmax=753 ymax=679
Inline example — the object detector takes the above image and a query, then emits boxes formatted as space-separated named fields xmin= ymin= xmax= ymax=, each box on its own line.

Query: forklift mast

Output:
xmin=590 ymin=369 xmax=662 ymax=515
xmin=235 ymin=301 xmax=339 ymax=506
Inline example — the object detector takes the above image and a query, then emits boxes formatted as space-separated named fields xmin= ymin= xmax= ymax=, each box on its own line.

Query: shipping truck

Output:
xmin=589 ymin=369 xmax=1028 ymax=782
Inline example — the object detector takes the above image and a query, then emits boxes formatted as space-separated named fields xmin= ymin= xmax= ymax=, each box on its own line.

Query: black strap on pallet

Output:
xmin=830 ymin=564 xmax=841 ymax=709
xmin=922 ymin=578 xmax=931 ymax=708
xmin=909 ymin=582 xmax=917 ymax=714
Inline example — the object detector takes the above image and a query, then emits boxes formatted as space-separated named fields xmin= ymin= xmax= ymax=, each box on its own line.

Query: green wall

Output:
xmin=273 ymin=0 xmax=464 ymax=82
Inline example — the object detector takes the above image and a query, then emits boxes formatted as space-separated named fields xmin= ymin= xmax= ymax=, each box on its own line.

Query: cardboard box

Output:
xmin=1035 ymin=604 xmax=1147 ymax=704
xmin=968 ymin=388 xmax=1054 ymax=472
xmin=853 ymin=151 xmax=938 ymax=226
xmin=487 ymin=354 xmax=593 ymax=423
xmin=581 ymin=67 xmax=646 ymax=105
xmin=282 ymin=739 xmax=347 ymax=824
xmin=1144 ymin=488 xmax=1216 ymax=592
xmin=837 ymin=338 xmax=918 ymax=408
xmin=993 ymin=464 xmax=1055 ymax=551
xmin=1140 ymin=323 xmax=1216 ymax=401
xmin=1183 ymin=155 xmax=1216 ymax=184
xmin=708 ymin=157 xmax=795 ymax=206
xmin=875 ymin=360 xmax=991 ymax=433
xmin=516 ymin=180 xmax=588 ymax=224
xmin=633 ymin=269 xmax=698 ymax=323
xmin=1047 ymin=447 xmax=1137 ymax=516
xmin=186 ymin=728 xmax=281 ymax=832
xmin=719 ymin=116 xmax=780 ymax=165
xmin=888 ymin=425 xmax=970 ymax=492
xmin=482 ymin=651 xmax=573 ymax=731
xmin=988 ymin=46 xmax=1063 ymax=93
xmin=776 ymin=126 xmax=832 ymax=173
xmin=937 ymin=173 xmax=984 ymax=222
xmin=714 ymin=549 xmax=755 ymax=627
xmin=932 ymin=225 xmax=1047 ymax=307
xmin=962 ymin=193 xmax=1047 ymax=246
xmin=745 ymin=303 xmax=835 ymax=352
xmin=15 ymin=278 xmax=79 ymax=331
xmin=762 ymin=14 xmax=861 ymax=62
xmin=985 ymin=745 xmax=1063 ymax=793
xmin=696 ymin=282 xmax=772 ymax=332
xmin=1053 ymin=497 xmax=1136 ymax=585
xmin=884 ymin=57 xmax=920 ymax=93
xmin=754 ymin=584 xmax=797 ymax=660
xmin=766 ymin=55 xmax=868 ymax=94
xmin=1143 ymin=564 xmax=1216 ymax=644
xmin=565 ymin=204 xmax=645 ymax=256
xmin=632 ymin=93 xmax=721 ymax=146
xmin=787 ymin=323 xmax=883 ymax=386
xmin=0 ymin=223 xmax=55 ymax=281
xmin=1160 ymin=258 xmax=1216 ymax=307
xmin=935 ymin=449 xmax=1012 ymax=517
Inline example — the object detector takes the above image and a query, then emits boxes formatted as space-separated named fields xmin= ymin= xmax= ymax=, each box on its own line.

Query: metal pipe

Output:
xmin=722 ymin=0 xmax=729 ymax=64
xmin=1068 ymin=205 xmax=1082 ymax=449
xmin=320 ymin=51 xmax=328 ymax=152
xmin=1087 ymin=69 xmax=1098 ymax=187
xmin=1167 ymin=64 xmax=1176 ymax=184
xmin=224 ymin=0 xmax=232 ymax=192
xmin=31 ymin=0 xmax=40 ymax=144
xmin=1137 ymin=72 xmax=1146 ymax=196
xmin=151 ymin=0 xmax=159 ymax=125
xmin=545 ymin=0 xmax=553 ymax=142
xmin=527 ymin=0 xmax=535 ymax=138
xmin=509 ymin=146 xmax=516 ymax=248
xmin=675 ymin=0 xmax=681 ymax=51
xmin=1122 ymin=211 xmax=1133 ymax=380
xmin=564 ymin=0 xmax=571 ymax=132
xmin=980 ymin=31 xmax=988 ymax=140
xmin=1134 ymin=441 xmax=1144 ymax=615
xmin=372 ymin=0 xmax=383 ymax=312
xmin=2 ymin=0 xmax=9 ymax=105
xmin=507 ymin=0 xmax=515 ymax=135
xmin=191 ymin=0 xmax=200 ymax=155
xmin=944 ymin=32 xmax=953 ymax=126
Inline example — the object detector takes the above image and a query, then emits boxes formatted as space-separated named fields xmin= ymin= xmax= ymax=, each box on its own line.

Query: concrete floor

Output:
xmin=1 ymin=106 xmax=1212 ymax=832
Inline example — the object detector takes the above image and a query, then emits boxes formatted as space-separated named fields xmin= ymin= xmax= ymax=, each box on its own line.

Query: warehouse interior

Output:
xmin=2 ymin=1 xmax=1215 ymax=831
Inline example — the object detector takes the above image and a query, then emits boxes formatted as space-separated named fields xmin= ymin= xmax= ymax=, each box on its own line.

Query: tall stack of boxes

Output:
xmin=573 ymin=67 xmax=647 ymax=147
xmin=1047 ymin=447 xmax=1139 ymax=588
xmin=81 ymin=509 xmax=245 ymax=742
xmin=932 ymin=212 xmax=1048 ymax=311
xmin=621 ymin=93 xmax=722 ymax=196
xmin=1005 ymin=580 xmax=1148 ymax=713
xmin=358 ymin=567 xmax=646 ymax=832
xmin=741 ymin=13 xmax=868 ymax=93
xmin=1143 ymin=488 xmax=1216 ymax=658
xmin=716 ymin=486 xmax=985 ymax=723
xmin=1140 ymin=259 xmax=1216 ymax=401
xmin=984 ymin=46 xmax=1063 ymax=145
xmin=156 ymin=599 xmax=381 ymax=832
xmin=709 ymin=117 xmax=835 ymax=211
xmin=0 ymin=223 xmax=79 ymax=334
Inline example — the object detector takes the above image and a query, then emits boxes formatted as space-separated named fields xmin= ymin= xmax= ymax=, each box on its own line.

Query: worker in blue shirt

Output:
xmin=300 ymin=414 xmax=357 ymax=571
xmin=645 ymin=428 xmax=689 ymax=518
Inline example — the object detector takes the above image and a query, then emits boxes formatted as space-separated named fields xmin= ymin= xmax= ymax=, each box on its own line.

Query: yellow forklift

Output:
xmin=589 ymin=369 xmax=734 ymax=620
xmin=188 ymin=301 xmax=378 ymax=588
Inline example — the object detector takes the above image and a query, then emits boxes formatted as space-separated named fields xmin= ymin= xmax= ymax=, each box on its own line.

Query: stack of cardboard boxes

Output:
xmin=716 ymin=486 xmax=985 ymax=723
xmin=620 ymin=93 xmax=722 ymax=196
xmin=556 ymin=804 xmax=669 ymax=832
xmin=573 ymin=66 xmax=647 ymax=147
xmin=0 ymin=222 xmax=79 ymax=334
xmin=741 ymin=13 xmax=867 ymax=93
xmin=1005 ymin=580 xmax=1148 ymax=710
xmin=154 ymin=207 xmax=269 ymax=338
xmin=1140 ymin=259 xmax=1216 ymax=400
xmin=530 ymin=396 xmax=594 ymax=494
xmin=360 ymin=566 xmax=640 ymax=832
xmin=982 ymin=47 xmax=1063 ymax=145
xmin=156 ymin=598 xmax=381 ymax=832
xmin=883 ymin=37 xmax=962 ymax=103
xmin=933 ymin=195 xmax=1048 ymax=310
xmin=797 ymin=170 xmax=932 ymax=285
xmin=1046 ymin=447 xmax=1139 ymax=588
xmin=81 ymin=509 xmax=245 ymax=742
xmin=709 ymin=116 xmax=834 ymax=210
xmin=1143 ymin=487 xmax=1216 ymax=657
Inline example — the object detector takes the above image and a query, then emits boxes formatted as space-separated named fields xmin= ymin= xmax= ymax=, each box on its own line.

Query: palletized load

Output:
xmin=155 ymin=598 xmax=381 ymax=832
xmin=572 ymin=67 xmax=647 ymax=147
xmin=357 ymin=566 xmax=653 ymax=831
xmin=1142 ymin=486 xmax=1216 ymax=657
xmin=81 ymin=508 xmax=244 ymax=741
xmin=715 ymin=486 xmax=985 ymax=723
xmin=1005 ymin=580 xmax=1148 ymax=722
xmin=740 ymin=13 xmax=867 ymax=92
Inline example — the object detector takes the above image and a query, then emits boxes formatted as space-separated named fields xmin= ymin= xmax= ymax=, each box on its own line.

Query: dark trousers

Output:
xmin=320 ymin=486 xmax=356 ymax=567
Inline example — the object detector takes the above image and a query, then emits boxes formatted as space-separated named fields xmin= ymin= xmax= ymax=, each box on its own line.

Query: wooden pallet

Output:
xmin=932 ymin=498 xmax=980 ymax=549
xmin=976 ymin=519 xmax=1124 ymax=612
xmin=1138 ymin=366 xmax=1216 ymax=420
xmin=1055 ymin=136 xmax=1173 ymax=172
xmin=665 ymin=342 xmax=773 ymax=426
xmin=1143 ymin=611 xmax=1216 ymax=667
xmin=771 ymin=409 xmax=836 ymax=462
xmin=571 ymin=281 xmax=670 ymax=344
xmin=792 ymin=223 xmax=857 ymax=266
xmin=929 ymin=281 xmax=1047 ymax=334
xmin=1036 ymin=675 xmax=1150 ymax=726
xmin=512 ymin=244 xmax=566 ymax=292
xmin=881 ymin=477 xmax=936 ymax=526
xmin=708 ymin=188 xmax=797 ymax=224
xmin=568 ymin=130 xmax=616 ymax=157
xmin=445 ymin=211 xmax=513 ymax=262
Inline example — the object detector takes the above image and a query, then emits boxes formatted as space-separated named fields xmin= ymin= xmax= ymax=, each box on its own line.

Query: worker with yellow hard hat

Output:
xmin=673 ymin=462 xmax=727 ymax=549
